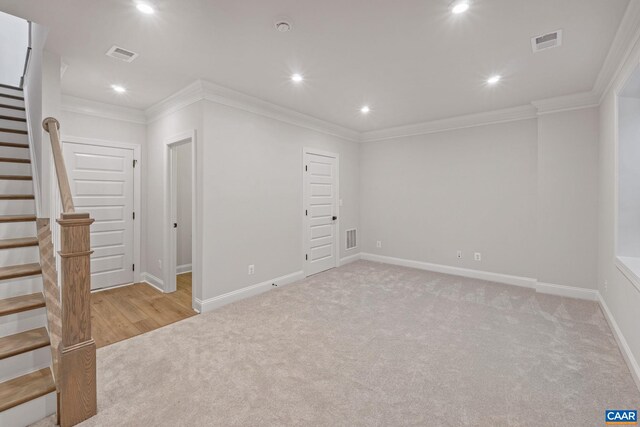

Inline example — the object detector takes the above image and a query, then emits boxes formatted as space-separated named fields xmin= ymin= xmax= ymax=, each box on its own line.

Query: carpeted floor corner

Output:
xmin=32 ymin=260 xmax=640 ymax=426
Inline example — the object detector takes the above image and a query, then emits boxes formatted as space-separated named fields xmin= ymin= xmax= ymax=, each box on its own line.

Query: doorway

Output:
xmin=164 ymin=131 xmax=198 ymax=312
xmin=303 ymin=148 xmax=339 ymax=277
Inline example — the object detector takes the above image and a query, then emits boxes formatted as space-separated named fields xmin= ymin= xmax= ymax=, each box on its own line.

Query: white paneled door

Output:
xmin=63 ymin=142 xmax=135 ymax=290
xmin=304 ymin=151 xmax=338 ymax=276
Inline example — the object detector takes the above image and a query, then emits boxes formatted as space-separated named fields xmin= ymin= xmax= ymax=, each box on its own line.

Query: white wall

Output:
xmin=360 ymin=119 xmax=539 ymax=279
xmin=200 ymin=101 xmax=360 ymax=299
xmin=0 ymin=11 xmax=28 ymax=87
xmin=598 ymin=33 xmax=640 ymax=384
xmin=176 ymin=142 xmax=192 ymax=269
xmin=617 ymin=96 xmax=640 ymax=257
xmin=537 ymin=108 xmax=599 ymax=289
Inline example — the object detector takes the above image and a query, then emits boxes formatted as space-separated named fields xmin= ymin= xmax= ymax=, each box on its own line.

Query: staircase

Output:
xmin=0 ymin=84 xmax=56 ymax=426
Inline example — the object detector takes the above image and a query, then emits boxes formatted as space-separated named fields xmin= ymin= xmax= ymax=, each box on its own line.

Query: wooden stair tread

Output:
xmin=0 ymin=327 xmax=49 ymax=360
xmin=0 ymin=128 xmax=27 ymax=135
xmin=0 ymin=237 xmax=38 ymax=250
xmin=0 ymin=157 xmax=30 ymax=164
xmin=0 ymin=263 xmax=41 ymax=281
xmin=0 ymin=93 xmax=24 ymax=101
xmin=0 ymin=115 xmax=26 ymax=122
xmin=0 ymin=142 xmax=29 ymax=149
xmin=0 ymin=368 xmax=55 ymax=412
xmin=0 ymin=215 xmax=36 ymax=223
xmin=0 ymin=175 xmax=32 ymax=181
xmin=0 ymin=83 xmax=22 ymax=91
xmin=0 ymin=293 xmax=45 ymax=316
xmin=0 ymin=194 xmax=35 ymax=200
xmin=0 ymin=104 xmax=25 ymax=111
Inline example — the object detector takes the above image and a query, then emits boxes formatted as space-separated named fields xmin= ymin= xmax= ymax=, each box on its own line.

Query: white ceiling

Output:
xmin=0 ymin=0 xmax=630 ymax=131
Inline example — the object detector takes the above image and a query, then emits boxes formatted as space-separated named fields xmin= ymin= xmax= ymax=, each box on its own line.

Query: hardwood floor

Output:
xmin=91 ymin=273 xmax=196 ymax=348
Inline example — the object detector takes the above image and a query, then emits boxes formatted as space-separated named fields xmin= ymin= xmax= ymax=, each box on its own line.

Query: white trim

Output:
xmin=615 ymin=257 xmax=640 ymax=294
xmin=598 ymin=293 xmax=640 ymax=392
xmin=361 ymin=253 xmax=537 ymax=288
xmin=141 ymin=272 xmax=165 ymax=292
xmin=177 ymin=264 xmax=192 ymax=274
xmin=90 ymin=281 xmax=135 ymax=293
xmin=60 ymin=135 xmax=142 ymax=284
xmin=360 ymin=253 xmax=599 ymax=301
xmin=534 ymin=282 xmax=599 ymax=301
xmin=339 ymin=253 xmax=361 ymax=266
xmin=531 ymin=91 xmax=600 ymax=116
xmin=594 ymin=0 xmax=640 ymax=101
xmin=21 ymin=84 xmax=42 ymax=217
xmin=163 ymin=130 xmax=200 ymax=313
xmin=146 ymin=80 xmax=360 ymax=142
xmin=195 ymin=270 xmax=304 ymax=313
xmin=360 ymin=105 xmax=538 ymax=142
xmin=61 ymin=95 xmax=146 ymax=124
xmin=303 ymin=148 xmax=340 ymax=277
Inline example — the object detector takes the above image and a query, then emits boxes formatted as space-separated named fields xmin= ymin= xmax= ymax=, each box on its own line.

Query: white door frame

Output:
xmin=60 ymin=135 xmax=142 ymax=284
xmin=164 ymin=130 xmax=199 ymax=311
xmin=302 ymin=147 xmax=340 ymax=277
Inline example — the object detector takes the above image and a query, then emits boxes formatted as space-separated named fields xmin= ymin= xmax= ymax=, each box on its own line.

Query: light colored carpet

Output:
xmin=33 ymin=260 xmax=639 ymax=426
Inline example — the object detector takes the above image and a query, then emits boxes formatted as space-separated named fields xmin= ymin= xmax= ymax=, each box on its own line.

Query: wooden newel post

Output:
xmin=57 ymin=211 xmax=97 ymax=427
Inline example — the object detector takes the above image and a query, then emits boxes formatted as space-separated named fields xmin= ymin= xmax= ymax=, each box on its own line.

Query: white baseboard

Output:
xmin=177 ymin=264 xmax=192 ymax=274
xmin=360 ymin=253 xmax=599 ymax=301
xmin=195 ymin=270 xmax=305 ymax=313
xmin=339 ymin=253 xmax=361 ymax=266
xmin=598 ymin=293 xmax=640 ymax=391
xmin=141 ymin=272 xmax=165 ymax=292
xmin=535 ymin=282 xmax=599 ymax=301
xmin=360 ymin=253 xmax=537 ymax=289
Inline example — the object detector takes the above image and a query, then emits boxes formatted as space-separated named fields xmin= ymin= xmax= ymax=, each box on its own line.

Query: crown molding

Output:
xmin=145 ymin=79 xmax=360 ymax=142
xmin=594 ymin=0 xmax=640 ymax=101
xmin=531 ymin=91 xmax=600 ymax=116
xmin=61 ymin=95 xmax=146 ymax=124
xmin=360 ymin=104 xmax=538 ymax=142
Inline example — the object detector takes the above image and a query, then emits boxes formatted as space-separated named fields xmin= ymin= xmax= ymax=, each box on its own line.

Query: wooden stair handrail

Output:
xmin=42 ymin=117 xmax=74 ymax=213
xmin=41 ymin=117 xmax=96 ymax=426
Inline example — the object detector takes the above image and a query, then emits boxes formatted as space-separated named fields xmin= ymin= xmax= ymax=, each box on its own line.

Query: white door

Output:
xmin=304 ymin=151 xmax=338 ymax=276
xmin=63 ymin=142 xmax=135 ymax=290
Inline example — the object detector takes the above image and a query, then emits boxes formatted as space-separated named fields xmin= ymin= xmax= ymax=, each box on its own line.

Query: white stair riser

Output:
xmin=0 ymin=245 xmax=40 ymax=266
xmin=0 ymin=308 xmax=46 ymax=337
xmin=0 ymin=146 xmax=30 ymax=159
xmin=0 ymin=107 xmax=26 ymax=120
xmin=0 ymin=119 xmax=27 ymax=132
xmin=0 ymin=200 xmax=35 ymax=215
xmin=0 ymin=276 xmax=43 ymax=300
xmin=0 ymin=346 xmax=51 ymax=383
xmin=0 ymin=132 xmax=28 ymax=144
xmin=0 ymin=97 xmax=24 ymax=109
xmin=0 ymin=222 xmax=36 ymax=239
xmin=0 ymin=87 xmax=23 ymax=98
xmin=0 ymin=391 xmax=56 ymax=427
xmin=0 ymin=180 xmax=33 ymax=194
xmin=0 ymin=163 xmax=31 ymax=176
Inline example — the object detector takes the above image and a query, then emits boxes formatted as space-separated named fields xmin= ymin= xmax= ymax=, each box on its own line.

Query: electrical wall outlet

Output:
xmin=376 ymin=241 xmax=382 ymax=248
xmin=474 ymin=252 xmax=482 ymax=261
xmin=248 ymin=265 xmax=255 ymax=275
xmin=457 ymin=250 xmax=462 ymax=259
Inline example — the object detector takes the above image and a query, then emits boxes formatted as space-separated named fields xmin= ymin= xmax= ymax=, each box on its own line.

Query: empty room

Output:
xmin=0 ymin=0 xmax=639 ymax=426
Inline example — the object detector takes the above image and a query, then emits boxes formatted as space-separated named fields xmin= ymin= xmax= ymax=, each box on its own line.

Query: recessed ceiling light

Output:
xmin=451 ymin=1 xmax=470 ymax=14
xmin=361 ymin=106 xmax=371 ymax=114
xmin=291 ymin=73 xmax=303 ymax=83
xmin=111 ymin=84 xmax=126 ymax=93
xmin=136 ymin=2 xmax=155 ymax=14
xmin=487 ymin=75 xmax=501 ymax=85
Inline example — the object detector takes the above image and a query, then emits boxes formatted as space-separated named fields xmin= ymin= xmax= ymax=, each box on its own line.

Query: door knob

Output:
xmin=332 ymin=216 xmax=338 ymax=221
xmin=173 ymin=223 xmax=178 ymax=228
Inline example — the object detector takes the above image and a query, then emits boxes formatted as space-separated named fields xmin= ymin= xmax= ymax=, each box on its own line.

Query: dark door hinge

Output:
xmin=132 ymin=264 xmax=135 ymax=271
xmin=305 ymin=254 xmax=308 ymax=261
xmin=305 ymin=209 xmax=308 ymax=216
xmin=133 ymin=212 xmax=135 ymax=220
xmin=133 ymin=159 xmax=138 ymax=168
xmin=305 ymin=165 xmax=308 ymax=172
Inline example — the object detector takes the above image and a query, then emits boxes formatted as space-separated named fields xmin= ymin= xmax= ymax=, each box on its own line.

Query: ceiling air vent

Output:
xmin=531 ymin=30 xmax=562 ymax=53
xmin=105 ymin=45 xmax=139 ymax=63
